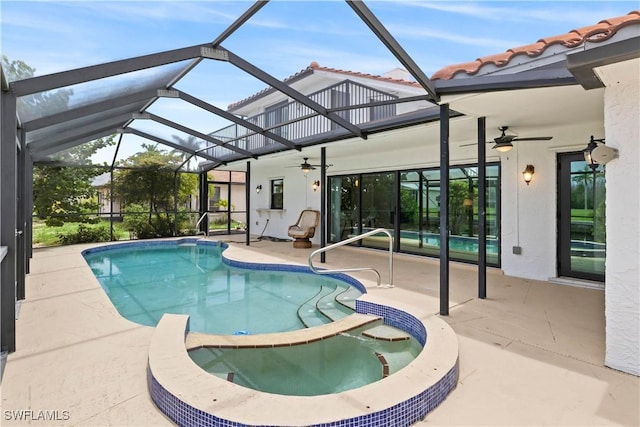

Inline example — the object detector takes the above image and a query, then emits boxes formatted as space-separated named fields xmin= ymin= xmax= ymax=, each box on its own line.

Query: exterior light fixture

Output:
xmin=312 ymin=180 xmax=320 ymax=192
xmin=463 ymin=197 xmax=473 ymax=207
xmin=522 ymin=164 xmax=535 ymax=185
xmin=255 ymin=184 xmax=262 ymax=193
xmin=583 ymin=135 xmax=618 ymax=172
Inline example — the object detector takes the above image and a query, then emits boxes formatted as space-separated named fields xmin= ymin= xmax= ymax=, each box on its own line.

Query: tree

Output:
xmin=115 ymin=144 xmax=198 ymax=237
xmin=2 ymin=55 xmax=72 ymax=120
xmin=3 ymin=55 xmax=116 ymax=226
xmin=171 ymin=135 xmax=201 ymax=171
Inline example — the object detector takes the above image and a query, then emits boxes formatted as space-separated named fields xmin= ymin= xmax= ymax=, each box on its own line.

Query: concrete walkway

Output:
xmin=1 ymin=237 xmax=638 ymax=426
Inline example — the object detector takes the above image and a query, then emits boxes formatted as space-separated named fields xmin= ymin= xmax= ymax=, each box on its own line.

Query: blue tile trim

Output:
xmin=354 ymin=300 xmax=427 ymax=346
xmin=222 ymin=257 xmax=367 ymax=294
xmin=81 ymin=238 xmax=226 ymax=256
xmin=148 ymin=359 xmax=458 ymax=427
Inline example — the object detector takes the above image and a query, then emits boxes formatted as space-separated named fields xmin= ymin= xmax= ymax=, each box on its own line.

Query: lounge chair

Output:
xmin=287 ymin=210 xmax=320 ymax=248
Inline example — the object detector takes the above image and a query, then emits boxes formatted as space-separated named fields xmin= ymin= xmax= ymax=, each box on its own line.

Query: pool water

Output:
xmin=83 ymin=242 xmax=361 ymax=335
xmin=189 ymin=321 xmax=423 ymax=396
xmin=84 ymin=240 xmax=425 ymax=397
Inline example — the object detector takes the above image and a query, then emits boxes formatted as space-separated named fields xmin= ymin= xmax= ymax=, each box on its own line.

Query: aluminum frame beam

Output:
xmin=138 ymin=112 xmax=258 ymax=158
xmin=11 ymin=44 xmax=227 ymax=96
xmin=123 ymin=128 xmax=224 ymax=164
xmin=21 ymin=88 xmax=158 ymax=132
xmin=28 ymin=113 xmax=132 ymax=153
xmin=212 ymin=1 xmax=269 ymax=47
xmin=346 ymin=0 xmax=439 ymax=102
xmin=173 ymin=90 xmax=299 ymax=151
xmin=226 ymin=49 xmax=366 ymax=139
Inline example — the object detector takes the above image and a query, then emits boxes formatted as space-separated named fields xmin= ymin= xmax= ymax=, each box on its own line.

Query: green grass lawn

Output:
xmin=33 ymin=220 xmax=129 ymax=247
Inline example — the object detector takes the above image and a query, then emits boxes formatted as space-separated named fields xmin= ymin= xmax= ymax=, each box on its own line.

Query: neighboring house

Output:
xmin=91 ymin=172 xmax=121 ymax=217
xmin=91 ymin=172 xmax=199 ymax=217
xmin=211 ymin=11 xmax=639 ymax=376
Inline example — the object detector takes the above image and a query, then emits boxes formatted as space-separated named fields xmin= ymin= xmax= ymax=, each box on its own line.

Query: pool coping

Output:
xmin=185 ymin=313 xmax=382 ymax=350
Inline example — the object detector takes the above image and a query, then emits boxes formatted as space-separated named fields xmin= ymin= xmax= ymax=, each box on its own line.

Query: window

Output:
xmin=208 ymin=185 xmax=221 ymax=211
xmin=270 ymin=179 xmax=284 ymax=209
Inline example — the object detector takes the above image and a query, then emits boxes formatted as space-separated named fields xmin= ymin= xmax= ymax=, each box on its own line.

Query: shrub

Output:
xmin=58 ymin=224 xmax=111 ymax=245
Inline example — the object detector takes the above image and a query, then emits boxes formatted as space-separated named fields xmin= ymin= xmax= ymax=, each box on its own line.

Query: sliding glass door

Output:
xmin=329 ymin=163 xmax=500 ymax=266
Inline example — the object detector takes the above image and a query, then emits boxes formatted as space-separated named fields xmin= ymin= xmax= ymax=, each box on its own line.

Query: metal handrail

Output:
xmin=308 ymin=228 xmax=394 ymax=287
xmin=195 ymin=212 xmax=209 ymax=237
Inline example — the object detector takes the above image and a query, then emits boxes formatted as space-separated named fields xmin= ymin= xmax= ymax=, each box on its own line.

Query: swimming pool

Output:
xmin=83 ymin=239 xmax=422 ymax=395
xmin=84 ymin=239 xmax=459 ymax=425
xmin=83 ymin=240 xmax=363 ymax=335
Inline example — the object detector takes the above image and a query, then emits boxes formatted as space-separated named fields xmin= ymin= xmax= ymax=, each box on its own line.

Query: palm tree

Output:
xmin=171 ymin=135 xmax=201 ymax=171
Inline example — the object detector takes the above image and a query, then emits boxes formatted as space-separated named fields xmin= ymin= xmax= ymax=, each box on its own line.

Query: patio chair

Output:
xmin=287 ymin=209 xmax=320 ymax=248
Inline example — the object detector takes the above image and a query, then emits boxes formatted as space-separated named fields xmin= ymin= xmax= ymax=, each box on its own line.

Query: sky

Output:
xmin=1 ymin=0 xmax=637 ymax=163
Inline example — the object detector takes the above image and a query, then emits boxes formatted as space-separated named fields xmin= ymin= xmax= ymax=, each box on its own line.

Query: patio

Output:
xmin=1 ymin=236 xmax=638 ymax=426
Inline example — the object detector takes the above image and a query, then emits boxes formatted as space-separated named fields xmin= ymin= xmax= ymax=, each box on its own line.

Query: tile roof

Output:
xmin=308 ymin=61 xmax=421 ymax=88
xmin=431 ymin=10 xmax=640 ymax=80
xmin=227 ymin=61 xmax=420 ymax=110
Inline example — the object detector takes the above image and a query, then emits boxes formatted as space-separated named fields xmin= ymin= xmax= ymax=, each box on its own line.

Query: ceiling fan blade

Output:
xmin=513 ymin=136 xmax=553 ymax=141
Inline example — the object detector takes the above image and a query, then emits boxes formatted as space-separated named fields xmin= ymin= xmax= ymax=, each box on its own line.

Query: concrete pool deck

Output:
xmin=1 ymin=236 xmax=639 ymax=426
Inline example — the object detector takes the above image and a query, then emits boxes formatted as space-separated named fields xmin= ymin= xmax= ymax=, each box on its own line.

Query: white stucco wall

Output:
xmin=499 ymin=143 xmax=557 ymax=281
xmin=599 ymin=59 xmax=640 ymax=376
xmin=251 ymin=168 xmax=324 ymax=243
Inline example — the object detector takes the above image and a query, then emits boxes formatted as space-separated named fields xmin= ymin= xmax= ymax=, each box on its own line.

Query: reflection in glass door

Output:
xmin=329 ymin=175 xmax=359 ymax=242
xmin=361 ymin=172 xmax=395 ymax=249
xmin=557 ymin=153 xmax=606 ymax=281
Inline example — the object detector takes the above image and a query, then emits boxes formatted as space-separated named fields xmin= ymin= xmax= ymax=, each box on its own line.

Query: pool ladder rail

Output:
xmin=195 ymin=212 xmax=209 ymax=238
xmin=308 ymin=228 xmax=394 ymax=288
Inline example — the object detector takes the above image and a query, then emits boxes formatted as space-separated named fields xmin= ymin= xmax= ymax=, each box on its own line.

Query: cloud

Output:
xmin=387 ymin=24 xmax=521 ymax=51
xmin=396 ymin=1 xmax=632 ymax=26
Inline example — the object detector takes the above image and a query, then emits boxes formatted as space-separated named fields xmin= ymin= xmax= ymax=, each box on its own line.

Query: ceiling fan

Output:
xmin=289 ymin=157 xmax=332 ymax=173
xmin=462 ymin=126 xmax=553 ymax=152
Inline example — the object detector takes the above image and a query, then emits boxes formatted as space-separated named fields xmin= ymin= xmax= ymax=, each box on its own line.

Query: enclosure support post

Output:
xmin=439 ymin=104 xmax=450 ymax=316
xmin=246 ymin=161 xmax=251 ymax=246
xmin=478 ymin=117 xmax=487 ymax=299
xmin=1 ymin=88 xmax=17 ymax=352
xmin=173 ymin=172 xmax=178 ymax=236
xmin=25 ymin=153 xmax=34 ymax=272
xmin=110 ymin=168 xmax=115 ymax=241
xmin=198 ymin=171 xmax=208 ymax=236
xmin=320 ymin=147 xmax=326 ymax=263
xmin=16 ymin=133 xmax=25 ymax=301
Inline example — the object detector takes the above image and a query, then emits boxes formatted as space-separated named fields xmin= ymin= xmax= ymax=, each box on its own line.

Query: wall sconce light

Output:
xmin=312 ymin=180 xmax=320 ymax=192
xmin=583 ymin=135 xmax=618 ymax=172
xmin=255 ymin=184 xmax=262 ymax=194
xmin=463 ymin=197 xmax=473 ymax=207
xmin=522 ymin=164 xmax=535 ymax=185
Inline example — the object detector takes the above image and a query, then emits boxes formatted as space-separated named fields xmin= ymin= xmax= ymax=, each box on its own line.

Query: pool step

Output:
xmin=362 ymin=325 xmax=411 ymax=342
xmin=317 ymin=287 xmax=354 ymax=321
xmin=297 ymin=286 xmax=334 ymax=328
xmin=335 ymin=287 xmax=361 ymax=310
